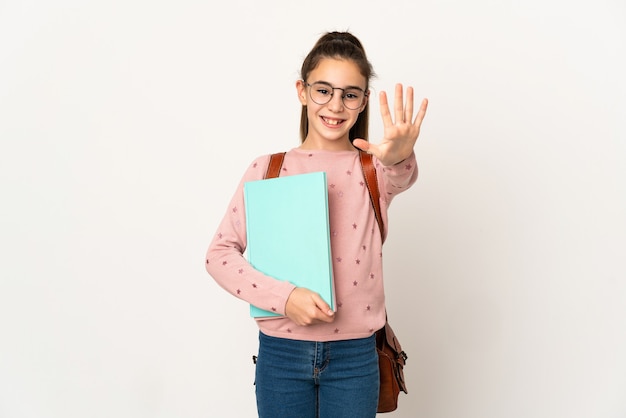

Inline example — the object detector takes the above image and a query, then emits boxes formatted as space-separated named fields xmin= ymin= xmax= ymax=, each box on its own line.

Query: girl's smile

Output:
xmin=320 ymin=116 xmax=346 ymax=127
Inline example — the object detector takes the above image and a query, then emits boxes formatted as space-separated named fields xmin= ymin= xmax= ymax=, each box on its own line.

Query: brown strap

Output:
xmin=359 ymin=151 xmax=385 ymax=242
xmin=265 ymin=152 xmax=286 ymax=179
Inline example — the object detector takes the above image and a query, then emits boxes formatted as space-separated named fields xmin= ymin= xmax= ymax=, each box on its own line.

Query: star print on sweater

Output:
xmin=205 ymin=147 xmax=417 ymax=342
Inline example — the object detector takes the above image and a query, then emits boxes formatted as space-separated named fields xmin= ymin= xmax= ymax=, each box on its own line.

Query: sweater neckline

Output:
xmin=290 ymin=147 xmax=360 ymax=156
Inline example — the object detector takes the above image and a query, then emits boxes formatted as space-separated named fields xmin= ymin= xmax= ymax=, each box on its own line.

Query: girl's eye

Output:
xmin=317 ymin=89 xmax=330 ymax=96
xmin=344 ymin=90 xmax=362 ymax=100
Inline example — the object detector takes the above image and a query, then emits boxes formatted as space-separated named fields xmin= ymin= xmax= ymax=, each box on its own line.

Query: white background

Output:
xmin=1 ymin=0 xmax=625 ymax=417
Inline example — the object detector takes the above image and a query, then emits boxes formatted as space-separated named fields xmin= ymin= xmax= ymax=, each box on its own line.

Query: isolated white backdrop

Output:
xmin=1 ymin=1 xmax=625 ymax=417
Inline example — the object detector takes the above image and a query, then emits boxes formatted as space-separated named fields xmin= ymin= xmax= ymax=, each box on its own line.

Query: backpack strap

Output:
xmin=359 ymin=151 xmax=385 ymax=243
xmin=265 ymin=151 xmax=384 ymax=242
xmin=265 ymin=152 xmax=286 ymax=179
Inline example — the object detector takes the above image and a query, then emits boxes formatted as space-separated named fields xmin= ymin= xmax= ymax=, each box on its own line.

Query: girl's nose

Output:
xmin=327 ymin=92 xmax=344 ymax=111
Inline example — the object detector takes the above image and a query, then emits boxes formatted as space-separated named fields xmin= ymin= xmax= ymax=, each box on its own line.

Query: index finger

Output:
xmin=379 ymin=90 xmax=393 ymax=127
xmin=413 ymin=98 xmax=429 ymax=126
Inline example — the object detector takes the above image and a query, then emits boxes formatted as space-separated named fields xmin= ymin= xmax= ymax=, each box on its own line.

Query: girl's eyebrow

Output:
xmin=313 ymin=80 xmax=366 ymax=91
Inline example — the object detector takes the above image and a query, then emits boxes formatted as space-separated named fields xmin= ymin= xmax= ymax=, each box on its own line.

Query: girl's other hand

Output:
xmin=285 ymin=287 xmax=335 ymax=326
xmin=353 ymin=84 xmax=428 ymax=166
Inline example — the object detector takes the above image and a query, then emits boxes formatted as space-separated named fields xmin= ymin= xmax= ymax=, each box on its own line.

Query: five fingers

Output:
xmin=381 ymin=83 xmax=428 ymax=127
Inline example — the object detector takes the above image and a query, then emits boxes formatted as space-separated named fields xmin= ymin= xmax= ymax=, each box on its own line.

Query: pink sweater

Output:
xmin=205 ymin=147 xmax=417 ymax=341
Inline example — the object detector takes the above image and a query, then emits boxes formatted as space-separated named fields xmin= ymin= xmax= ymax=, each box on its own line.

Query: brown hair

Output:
xmin=299 ymin=31 xmax=375 ymax=143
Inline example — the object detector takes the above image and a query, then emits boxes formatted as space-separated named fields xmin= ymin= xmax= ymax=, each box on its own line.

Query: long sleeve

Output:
xmin=376 ymin=151 xmax=418 ymax=240
xmin=205 ymin=155 xmax=297 ymax=316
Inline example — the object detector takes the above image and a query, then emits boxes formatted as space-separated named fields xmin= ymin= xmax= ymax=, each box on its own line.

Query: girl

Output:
xmin=205 ymin=31 xmax=428 ymax=418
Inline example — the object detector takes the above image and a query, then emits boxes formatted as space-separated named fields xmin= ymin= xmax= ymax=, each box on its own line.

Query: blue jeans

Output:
xmin=254 ymin=331 xmax=379 ymax=418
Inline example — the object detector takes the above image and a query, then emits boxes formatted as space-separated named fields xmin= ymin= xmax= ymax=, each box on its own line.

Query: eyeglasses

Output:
xmin=304 ymin=81 xmax=368 ymax=110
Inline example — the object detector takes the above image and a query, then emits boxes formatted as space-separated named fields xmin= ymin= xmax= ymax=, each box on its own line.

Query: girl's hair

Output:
xmin=299 ymin=31 xmax=375 ymax=143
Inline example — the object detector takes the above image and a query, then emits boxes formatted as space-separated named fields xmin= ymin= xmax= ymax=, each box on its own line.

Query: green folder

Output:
xmin=244 ymin=171 xmax=335 ymax=318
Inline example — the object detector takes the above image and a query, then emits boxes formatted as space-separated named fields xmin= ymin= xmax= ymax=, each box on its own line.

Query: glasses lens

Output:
xmin=342 ymin=88 xmax=364 ymax=109
xmin=309 ymin=82 xmax=333 ymax=105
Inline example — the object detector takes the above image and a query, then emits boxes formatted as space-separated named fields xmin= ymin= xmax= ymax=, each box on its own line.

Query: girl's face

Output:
xmin=297 ymin=58 xmax=368 ymax=151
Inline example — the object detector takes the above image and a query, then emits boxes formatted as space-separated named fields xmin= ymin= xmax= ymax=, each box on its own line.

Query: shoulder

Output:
xmin=241 ymin=150 xmax=294 ymax=181
xmin=237 ymin=153 xmax=272 ymax=182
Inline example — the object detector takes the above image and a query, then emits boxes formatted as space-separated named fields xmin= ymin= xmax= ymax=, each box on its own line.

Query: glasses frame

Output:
xmin=304 ymin=81 xmax=369 ymax=110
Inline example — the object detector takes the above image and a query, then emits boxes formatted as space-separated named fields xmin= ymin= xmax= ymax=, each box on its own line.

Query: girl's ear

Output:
xmin=296 ymin=80 xmax=307 ymax=106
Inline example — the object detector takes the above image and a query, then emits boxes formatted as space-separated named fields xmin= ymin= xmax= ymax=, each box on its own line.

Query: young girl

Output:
xmin=205 ymin=31 xmax=428 ymax=418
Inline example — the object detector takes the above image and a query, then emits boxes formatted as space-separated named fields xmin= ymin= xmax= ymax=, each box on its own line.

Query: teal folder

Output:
xmin=244 ymin=171 xmax=335 ymax=318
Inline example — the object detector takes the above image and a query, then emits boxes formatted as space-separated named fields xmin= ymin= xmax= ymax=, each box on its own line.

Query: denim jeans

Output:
xmin=254 ymin=331 xmax=379 ymax=418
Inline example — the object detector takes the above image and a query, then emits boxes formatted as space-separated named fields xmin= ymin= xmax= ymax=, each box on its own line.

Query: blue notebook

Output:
xmin=244 ymin=171 xmax=335 ymax=318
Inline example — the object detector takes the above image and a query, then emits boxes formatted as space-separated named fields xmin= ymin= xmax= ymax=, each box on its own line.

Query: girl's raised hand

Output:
xmin=353 ymin=84 xmax=428 ymax=166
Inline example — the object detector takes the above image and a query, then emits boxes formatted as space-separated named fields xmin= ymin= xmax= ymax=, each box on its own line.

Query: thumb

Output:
xmin=311 ymin=293 xmax=334 ymax=317
xmin=352 ymin=138 xmax=370 ymax=152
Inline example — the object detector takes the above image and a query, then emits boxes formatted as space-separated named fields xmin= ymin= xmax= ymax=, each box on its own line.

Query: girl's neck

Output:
xmin=299 ymin=137 xmax=356 ymax=152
